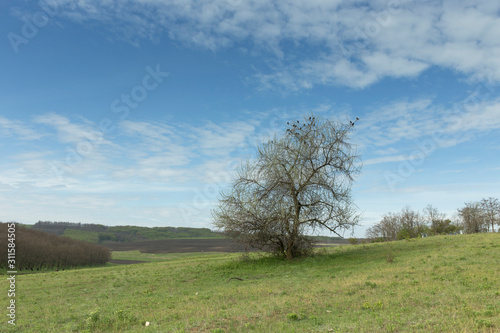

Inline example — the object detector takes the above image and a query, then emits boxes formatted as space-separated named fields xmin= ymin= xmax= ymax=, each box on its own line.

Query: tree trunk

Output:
xmin=286 ymin=225 xmax=299 ymax=259
xmin=286 ymin=236 xmax=295 ymax=260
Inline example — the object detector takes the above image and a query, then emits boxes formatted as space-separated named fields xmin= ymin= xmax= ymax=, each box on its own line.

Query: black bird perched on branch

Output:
xmin=350 ymin=117 xmax=360 ymax=127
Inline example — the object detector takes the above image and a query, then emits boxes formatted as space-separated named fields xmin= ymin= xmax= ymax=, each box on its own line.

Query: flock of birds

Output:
xmin=286 ymin=117 xmax=360 ymax=133
xmin=275 ymin=117 xmax=360 ymax=146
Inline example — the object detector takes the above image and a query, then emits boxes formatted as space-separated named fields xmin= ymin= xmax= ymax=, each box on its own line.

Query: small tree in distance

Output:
xmin=424 ymin=204 xmax=446 ymax=235
xmin=480 ymin=197 xmax=500 ymax=232
xmin=212 ymin=114 xmax=361 ymax=259
xmin=458 ymin=201 xmax=487 ymax=234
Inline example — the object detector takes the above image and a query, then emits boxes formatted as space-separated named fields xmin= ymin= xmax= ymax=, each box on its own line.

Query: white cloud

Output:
xmin=37 ymin=0 xmax=500 ymax=90
xmin=372 ymin=147 xmax=399 ymax=156
xmin=352 ymin=92 xmax=500 ymax=170
xmin=445 ymin=98 xmax=500 ymax=133
xmin=34 ymin=113 xmax=113 ymax=146
xmin=193 ymin=120 xmax=257 ymax=155
xmin=355 ymin=98 xmax=440 ymax=148
xmin=6 ymin=89 xmax=496 ymax=192
xmin=364 ymin=155 xmax=416 ymax=166
xmin=0 ymin=116 xmax=44 ymax=140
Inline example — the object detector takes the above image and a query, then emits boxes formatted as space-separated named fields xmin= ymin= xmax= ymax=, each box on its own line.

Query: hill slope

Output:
xmin=2 ymin=233 xmax=499 ymax=332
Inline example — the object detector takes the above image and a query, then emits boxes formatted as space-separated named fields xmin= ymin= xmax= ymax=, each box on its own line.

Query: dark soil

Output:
xmin=108 ymin=259 xmax=148 ymax=265
xmin=102 ymin=238 xmax=250 ymax=253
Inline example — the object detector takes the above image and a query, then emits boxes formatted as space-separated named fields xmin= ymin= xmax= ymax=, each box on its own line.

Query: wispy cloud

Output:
xmin=0 ymin=109 xmax=319 ymax=189
xmin=355 ymin=98 xmax=441 ymax=148
xmin=445 ymin=98 xmax=500 ymax=133
xmin=4 ymin=85 xmax=497 ymax=189
xmin=192 ymin=120 xmax=257 ymax=156
xmin=119 ymin=120 xmax=177 ymax=151
xmin=363 ymin=155 xmax=418 ymax=166
xmin=34 ymin=113 xmax=113 ymax=146
xmin=352 ymin=92 xmax=500 ymax=168
xmin=0 ymin=111 xmax=268 ymax=224
xmin=0 ymin=116 xmax=44 ymax=140
xmin=36 ymin=0 xmax=500 ymax=90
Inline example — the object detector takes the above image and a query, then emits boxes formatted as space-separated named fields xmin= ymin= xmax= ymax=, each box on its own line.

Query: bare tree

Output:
xmin=367 ymin=206 xmax=436 ymax=241
xmin=480 ymin=197 xmax=500 ymax=232
xmin=458 ymin=201 xmax=487 ymax=234
xmin=213 ymin=115 xmax=361 ymax=259
xmin=423 ymin=204 xmax=446 ymax=235
xmin=366 ymin=212 xmax=401 ymax=241
xmin=398 ymin=206 xmax=424 ymax=238
xmin=371 ymin=213 xmax=400 ymax=241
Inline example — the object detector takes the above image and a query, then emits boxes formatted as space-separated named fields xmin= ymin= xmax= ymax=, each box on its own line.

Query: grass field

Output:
xmin=1 ymin=233 xmax=499 ymax=332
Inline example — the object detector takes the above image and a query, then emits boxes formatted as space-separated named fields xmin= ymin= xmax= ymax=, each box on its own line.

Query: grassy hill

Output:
xmin=2 ymin=233 xmax=499 ymax=332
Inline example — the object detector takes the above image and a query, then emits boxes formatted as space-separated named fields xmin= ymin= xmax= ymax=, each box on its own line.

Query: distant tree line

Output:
xmin=0 ymin=223 xmax=110 ymax=271
xmin=31 ymin=221 xmax=222 ymax=243
xmin=33 ymin=221 xmax=108 ymax=235
xmin=366 ymin=197 xmax=500 ymax=242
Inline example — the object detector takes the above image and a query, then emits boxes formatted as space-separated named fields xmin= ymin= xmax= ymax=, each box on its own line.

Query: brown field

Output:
xmin=102 ymin=238 xmax=348 ymax=254
xmin=102 ymin=238 xmax=250 ymax=253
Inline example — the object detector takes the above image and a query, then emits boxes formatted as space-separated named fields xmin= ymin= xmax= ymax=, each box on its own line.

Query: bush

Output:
xmin=348 ymin=237 xmax=358 ymax=245
xmin=397 ymin=229 xmax=411 ymax=240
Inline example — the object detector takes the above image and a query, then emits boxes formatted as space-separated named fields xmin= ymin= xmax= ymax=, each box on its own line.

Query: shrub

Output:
xmin=0 ymin=223 xmax=110 ymax=271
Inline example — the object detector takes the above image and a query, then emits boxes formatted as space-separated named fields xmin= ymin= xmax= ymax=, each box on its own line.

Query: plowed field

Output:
xmin=102 ymin=238 xmax=249 ymax=253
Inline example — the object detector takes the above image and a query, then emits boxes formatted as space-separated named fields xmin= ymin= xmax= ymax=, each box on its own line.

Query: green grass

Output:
xmin=1 ymin=233 xmax=499 ymax=332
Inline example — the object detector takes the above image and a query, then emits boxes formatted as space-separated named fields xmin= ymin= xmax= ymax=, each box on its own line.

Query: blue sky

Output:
xmin=1 ymin=0 xmax=499 ymax=237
